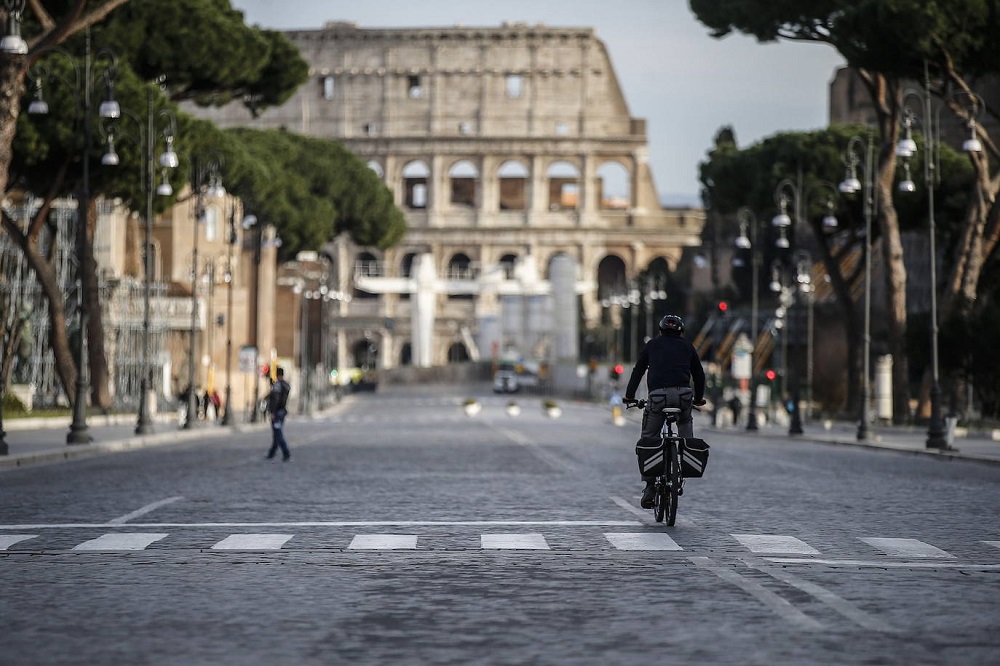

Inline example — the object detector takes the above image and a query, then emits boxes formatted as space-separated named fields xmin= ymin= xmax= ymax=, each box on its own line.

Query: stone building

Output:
xmin=189 ymin=22 xmax=704 ymax=374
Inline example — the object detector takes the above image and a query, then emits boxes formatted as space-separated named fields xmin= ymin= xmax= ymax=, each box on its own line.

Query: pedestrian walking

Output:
xmin=265 ymin=367 xmax=292 ymax=461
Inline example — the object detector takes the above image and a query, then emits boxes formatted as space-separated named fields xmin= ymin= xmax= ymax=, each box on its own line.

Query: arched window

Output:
xmin=448 ymin=342 xmax=470 ymax=363
xmin=499 ymin=253 xmax=518 ymax=279
xmin=402 ymin=160 xmax=430 ymax=209
xmin=353 ymin=251 xmax=379 ymax=300
xmin=597 ymin=161 xmax=631 ymax=210
xmin=399 ymin=252 xmax=417 ymax=301
xmin=448 ymin=253 xmax=474 ymax=300
xmin=367 ymin=160 xmax=384 ymax=179
xmin=547 ymin=161 xmax=580 ymax=211
xmin=498 ymin=160 xmax=528 ymax=211
xmin=449 ymin=160 xmax=479 ymax=208
xmin=352 ymin=336 xmax=378 ymax=371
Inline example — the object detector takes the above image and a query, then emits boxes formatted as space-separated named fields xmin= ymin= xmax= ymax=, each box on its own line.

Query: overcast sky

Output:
xmin=230 ymin=0 xmax=845 ymax=206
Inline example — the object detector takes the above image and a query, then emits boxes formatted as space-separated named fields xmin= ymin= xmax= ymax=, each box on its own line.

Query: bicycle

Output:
xmin=626 ymin=399 xmax=703 ymax=526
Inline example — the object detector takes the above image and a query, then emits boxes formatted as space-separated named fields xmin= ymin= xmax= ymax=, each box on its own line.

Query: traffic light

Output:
xmin=609 ymin=363 xmax=624 ymax=380
xmin=260 ymin=364 xmax=270 ymax=377
xmin=764 ymin=369 xmax=777 ymax=382
xmin=717 ymin=300 xmax=729 ymax=313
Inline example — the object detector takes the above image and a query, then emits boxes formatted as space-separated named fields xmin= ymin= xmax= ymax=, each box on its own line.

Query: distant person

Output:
xmin=265 ymin=367 xmax=292 ymax=461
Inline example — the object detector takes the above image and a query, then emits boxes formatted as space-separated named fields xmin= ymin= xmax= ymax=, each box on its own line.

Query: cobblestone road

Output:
xmin=2 ymin=385 xmax=998 ymax=664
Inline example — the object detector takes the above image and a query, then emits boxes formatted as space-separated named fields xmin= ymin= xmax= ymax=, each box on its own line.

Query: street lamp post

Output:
xmin=735 ymin=207 xmax=759 ymax=430
xmin=221 ymin=207 xmax=237 ymax=425
xmin=840 ymin=128 xmax=877 ymax=441
xmin=102 ymin=84 xmax=179 ymax=435
xmin=772 ymin=178 xmax=838 ymax=436
xmin=17 ymin=26 xmax=121 ymax=445
xmin=897 ymin=64 xmax=983 ymax=449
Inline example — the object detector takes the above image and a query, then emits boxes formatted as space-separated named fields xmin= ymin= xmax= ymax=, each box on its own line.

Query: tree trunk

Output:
xmin=875 ymin=153 xmax=912 ymax=424
xmin=81 ymin=199 xmax=112 ymax=410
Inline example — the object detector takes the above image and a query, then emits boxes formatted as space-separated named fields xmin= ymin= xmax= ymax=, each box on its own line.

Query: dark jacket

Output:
xmin=625 ymin=332 xmax=706 ymax=402
xmin=267 ymin=379 xmax=291 ymax=413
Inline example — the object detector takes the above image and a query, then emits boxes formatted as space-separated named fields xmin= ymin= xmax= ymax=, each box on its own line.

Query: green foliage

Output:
xmin=94 ymin=0 xmax=308 ymax=112
xmin=220 ymin=128 xmax=406 ymax=258
xmin=700 ymin=124 xmax=973 ymax=249
xmin=939 ymin=293 xmax=1000 ymax=418
xmin=11 ymin=0 xmax=308 ymax=213
xmin=689 ymin=0 xmax=1000 ymax=80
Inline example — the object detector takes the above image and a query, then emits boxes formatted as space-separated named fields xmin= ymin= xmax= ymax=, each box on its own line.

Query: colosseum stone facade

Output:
xmin=188 ymin=21 xmax=704 ymax=373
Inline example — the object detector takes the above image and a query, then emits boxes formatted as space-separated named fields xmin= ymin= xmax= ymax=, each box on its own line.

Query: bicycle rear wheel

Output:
xmin=665 ymin=441 xmax=679 ymax=526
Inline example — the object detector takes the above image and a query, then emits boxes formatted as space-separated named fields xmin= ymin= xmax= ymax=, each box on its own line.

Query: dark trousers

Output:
xmin=640 ymin=387 xmax=693 ymax=482
xmin=267 ymin=408 xmax=290 ymax=459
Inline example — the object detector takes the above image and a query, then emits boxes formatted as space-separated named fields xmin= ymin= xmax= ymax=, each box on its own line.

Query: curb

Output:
xmin=703 ymin=424 xmax=1000 ymax=467
xmin=0 ymin=398 xmax=354 ymax=471
xmin=797 ymin=434 xmax=1000 ymax=467
xmin=0 ymin=424 xmax=257 ymax=470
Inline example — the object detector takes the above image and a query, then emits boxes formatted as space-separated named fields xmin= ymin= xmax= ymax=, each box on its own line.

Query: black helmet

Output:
xmin=659 ymin=314 xmax=684 ymax=333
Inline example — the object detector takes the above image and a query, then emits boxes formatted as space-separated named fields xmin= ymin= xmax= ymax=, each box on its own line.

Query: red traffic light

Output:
xmin=260 ymin=364 xmax=270 ymax=376
xmin=717 ymin=301 xmax=729 ymax=312
xmin=765 ymin=369 xmax=777 ymax=381
xmin=614 ymin=364 xmax=624 ymax=375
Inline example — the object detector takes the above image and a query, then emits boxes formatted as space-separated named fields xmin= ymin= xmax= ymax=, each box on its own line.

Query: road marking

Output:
xmin=349 ymin=534 xmax=419 ymax=550
xmin=689 ymin=556 xmax=823 ymax=630
xmin=860 ymin=537 xmax=954 ymax=558
xmin=605 ymin=532 xmax=683 ymax=551
xmin=72 ymin=533 xmax=168 ymax=551
xmin=106 ymin=496 xmax=183 ymax=525
xmin=732 ymin=534 xmax=821 ymax=555
xmin=744 ymin=559 xmax=898 ymax=633
xmin=488 ymin=423 xmax=574 ymax=473
xmin=766 ymin=557 xmax=1000 ymax=570
xmin=211 ymin=534 xmax=294 ymax=550
xmin=0 ymin=520 xmax=639 ymax=529
xmin=0 ymin=534 xmax=37 ymax=550
xmin=608 ymin=495 xmax=697 ymax=527
xmin=481 ymin=533 xmax=550 ymax=550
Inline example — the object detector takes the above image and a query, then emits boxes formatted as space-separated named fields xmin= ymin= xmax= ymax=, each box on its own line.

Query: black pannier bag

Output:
xmin=635 ymin=436 xmax=666 ymax=477
xmin=681 ymin=438 xmax=710 ymax=478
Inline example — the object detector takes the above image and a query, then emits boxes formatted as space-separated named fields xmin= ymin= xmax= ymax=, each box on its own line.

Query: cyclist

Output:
xmin=623 ymin=314 xmax=707 ymax=508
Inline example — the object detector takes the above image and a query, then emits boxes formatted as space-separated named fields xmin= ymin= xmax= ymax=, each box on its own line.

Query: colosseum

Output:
xmin=189 ymin=21 xmax=704 ymax=377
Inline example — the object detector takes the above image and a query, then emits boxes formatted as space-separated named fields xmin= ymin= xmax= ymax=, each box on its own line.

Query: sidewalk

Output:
xmin=0 ymin=400 xmax=350 ymax=470
xmin=707 ymin=417 xmax=1000 ymax=465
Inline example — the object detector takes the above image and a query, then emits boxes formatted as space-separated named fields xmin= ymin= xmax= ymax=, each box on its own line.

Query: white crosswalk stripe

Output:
xmin=3 ymin=530 xmax=999 ymax=558
xmin=349 ymin=534 xmax=418 ymax=550
xmin=72 ymin=533 xmax=168 ymax=551
xmin=860 ymin=538 xmax=955 ymax=558
xmin=0 ymin=534 xmax=37 ymax=550
xmin=604 ymin=532 xmax=683 ymax=551
xmin=481 ymin=533 xmax=549 ymax=550
xmin=211 ymin=534 xmax=294 ymax=550
xmin=732 ymin=534 xmax=821 ymax=555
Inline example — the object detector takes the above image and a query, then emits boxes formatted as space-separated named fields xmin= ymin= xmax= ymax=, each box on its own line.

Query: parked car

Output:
xmin=493 ymin=370 xmax=520 ymax=393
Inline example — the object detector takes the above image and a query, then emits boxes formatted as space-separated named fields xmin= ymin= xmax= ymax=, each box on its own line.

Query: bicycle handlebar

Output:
xmin=624 ymin=399 xmax=704 ymax=411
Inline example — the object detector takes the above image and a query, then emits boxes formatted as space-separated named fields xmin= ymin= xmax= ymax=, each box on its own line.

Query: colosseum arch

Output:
xmin=498 ymin=160 xmax=529 ymax=211
xmin=448 ymin=159 xmax=479 ymax=208
xmin=402 ymin=160 xmax=430 ymax=209
xmin=546 ymin=160 xmax=581 ymax=211
xmin=353 ymin=251 xmax=380 ymax=299
xmin=597 ymin=160 xmax=631 ymax=210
